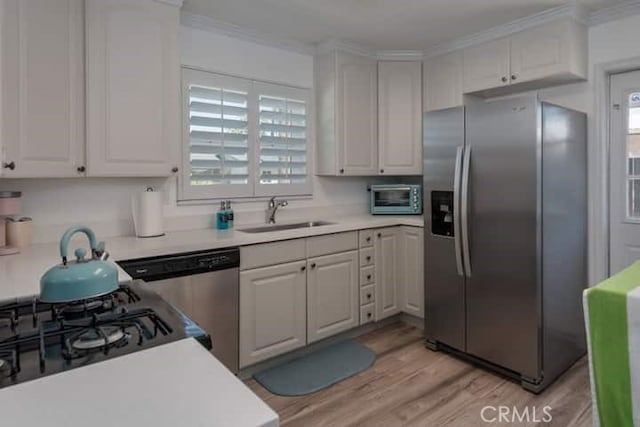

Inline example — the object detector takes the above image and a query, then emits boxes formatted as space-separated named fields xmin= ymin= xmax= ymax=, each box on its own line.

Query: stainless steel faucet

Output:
xmin=266 ymin=196 xmax=288 ymax=224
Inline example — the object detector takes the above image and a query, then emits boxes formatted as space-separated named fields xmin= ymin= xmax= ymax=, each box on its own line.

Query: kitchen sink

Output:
xmin=239 ymin=221 xmax=335 ymax=233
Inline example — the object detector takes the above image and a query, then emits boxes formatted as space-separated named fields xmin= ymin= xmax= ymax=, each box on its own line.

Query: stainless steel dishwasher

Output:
xmin=119 ymin=248 xmax=240 ymax=373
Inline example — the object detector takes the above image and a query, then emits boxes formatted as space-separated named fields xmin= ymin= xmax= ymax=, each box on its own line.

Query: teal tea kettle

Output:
xmin=40 ymin=226 xmax=119 ymax=303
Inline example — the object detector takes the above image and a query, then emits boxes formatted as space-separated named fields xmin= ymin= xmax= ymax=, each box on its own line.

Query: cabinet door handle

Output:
xmin=171 ymin=166 xmax=179 ymax=173
xmin=366 ymin=255 xmax=371 ymax=262
xmin=501 ymin=76 xmax=508 ymax=83
xmin=367 ymin=274 xmax=372 ymax=280
xmin=77 ymin=166 xmax=86 ymax=173
xmin=377 ymin=232 xmax=382 ymax=238
xmin=367 ymin=312 xmax=372 ymax=318
xmin=339 ymin=168 xmax=344 ymax=174
xmin=511 ymin=74 xmax=517 ymax=81
xmin=310 ymin=263 xmax=316 ymax=269
xmin=367 ymin=293 xmax=372 ymax=299
xmin=380 ymin=169 xmax=384 ymax=174
xmin=3 ymin=161 xmax=15 ymax=170
xmin=366 ymin=236 xmax=371 ymax=242
xmin=300 ymin=266 xmax=306 ymax=272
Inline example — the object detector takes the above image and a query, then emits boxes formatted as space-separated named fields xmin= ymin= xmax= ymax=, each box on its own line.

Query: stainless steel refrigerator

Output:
xmin=423 ymin=95 xmax=587 ymax=393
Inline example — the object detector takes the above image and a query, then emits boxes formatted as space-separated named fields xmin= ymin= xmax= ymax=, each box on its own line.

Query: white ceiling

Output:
xmin=181 ymin=0 xmax=626 ymax=51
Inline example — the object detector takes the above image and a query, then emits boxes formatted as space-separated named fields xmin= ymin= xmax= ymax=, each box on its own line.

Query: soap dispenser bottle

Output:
xmin=216 ymin=201 xmax=228 ymax=230
xmin=225 ymin=200 xmax=234 ymax=229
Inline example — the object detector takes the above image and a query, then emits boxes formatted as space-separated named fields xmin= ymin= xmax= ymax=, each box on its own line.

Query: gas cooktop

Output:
xmin=0 ymin=281 xmax=211 ymax=388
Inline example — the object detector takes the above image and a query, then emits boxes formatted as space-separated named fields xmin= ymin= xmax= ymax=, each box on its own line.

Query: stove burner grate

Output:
xmin=0 ymin=282 xmax=187 ymax=388
xmin=0 ymin=285 xmax=141 ymax=334
xmin=69 ymin=326 xmax=128 ymax=351
xmin=0 ymin=349 xmax=18 ymax=378
xmin=57 ymin=307 xmax=173 ymax=359
xmin=52 ymin=285 xmax=141 ymax=320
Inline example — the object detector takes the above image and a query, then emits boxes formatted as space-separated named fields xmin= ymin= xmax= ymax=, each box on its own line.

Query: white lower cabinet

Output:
xmin=400 ymin=227 xmax=424 ymax=318
xmin=375 ymin=227 xmax=402 ymax=320
xmin=239 ymin=261 xmax=307 ymax=368
xmin=307 ymin=251 xmax=359 ymax=343
xmin=238 ymin=227 xmax=425 ymax=368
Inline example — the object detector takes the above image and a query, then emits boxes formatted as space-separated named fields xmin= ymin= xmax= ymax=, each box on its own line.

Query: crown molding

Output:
xmin=315 ymin=39 xmax=373 ymax=57
xmin=180 ymin=12 xmax=316 ymax=56
xmin=376 ymin=50 xmax=424 ymax=61
xmin=423 ymin=3 xmax=588 ymax=58
xmin=154 ymin=0 xmax=183 ymax=7
xmin=588 ymin=0 xmax=640 ymax=26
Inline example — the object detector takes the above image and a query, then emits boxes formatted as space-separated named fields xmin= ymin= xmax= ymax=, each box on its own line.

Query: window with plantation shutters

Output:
xmin=180 ymin=69 xmax=312 ymax=201
xmin=255 ymin=81 xmax=310 ymax=196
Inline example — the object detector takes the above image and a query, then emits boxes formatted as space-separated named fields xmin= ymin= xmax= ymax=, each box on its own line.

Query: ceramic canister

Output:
xmin=0 ymin=191 xmax=22 ymax=249
xmin=0 ymin=191 xmax=21 ymax=215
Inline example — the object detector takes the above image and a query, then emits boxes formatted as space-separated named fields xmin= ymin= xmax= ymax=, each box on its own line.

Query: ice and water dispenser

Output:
xmin=431 ymin=191 xmax=454 ymax=237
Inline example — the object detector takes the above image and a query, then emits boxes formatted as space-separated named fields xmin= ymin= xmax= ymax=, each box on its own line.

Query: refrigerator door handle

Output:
xmin=461 ymin=145 xmax=472 ymax=277
xmin=453 ymin=146 xmax=464 ymax=276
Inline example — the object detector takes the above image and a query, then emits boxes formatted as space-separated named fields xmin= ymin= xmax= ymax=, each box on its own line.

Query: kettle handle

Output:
xmin=59 ymin=226 xmax=98 ymax=265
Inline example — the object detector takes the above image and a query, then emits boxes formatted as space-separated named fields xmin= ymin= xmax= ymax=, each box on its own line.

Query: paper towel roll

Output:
xmin=132 ymin=188 xmax=164 ymax=238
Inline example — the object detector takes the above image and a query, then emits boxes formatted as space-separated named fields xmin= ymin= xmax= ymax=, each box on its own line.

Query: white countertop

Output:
xmin=0 ymin=214 xmax=423 ymax=426
xmin=0 ymin=338 xmax=279 ymax=427
xmin=0 ymin=214 xmax=423 ymax=300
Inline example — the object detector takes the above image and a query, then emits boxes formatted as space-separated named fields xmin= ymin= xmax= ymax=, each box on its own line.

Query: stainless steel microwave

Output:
xmin=370 ymin=184 xmax=422 ymax=215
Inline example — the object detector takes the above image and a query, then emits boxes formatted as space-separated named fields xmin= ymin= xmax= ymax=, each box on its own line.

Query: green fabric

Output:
xmin=587 ymin=261 xmax=640 ymax=427
xmin=253 ymin=339 xmax=376 ymax=396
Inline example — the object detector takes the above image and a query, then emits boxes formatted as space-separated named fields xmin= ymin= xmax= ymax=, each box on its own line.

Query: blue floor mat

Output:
xmin=253 ymin=339 xmax=376 ymax=396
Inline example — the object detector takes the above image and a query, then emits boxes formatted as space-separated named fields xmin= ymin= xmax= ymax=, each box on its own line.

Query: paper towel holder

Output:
xmin=132 ymin=187 xmax=165 ymax=238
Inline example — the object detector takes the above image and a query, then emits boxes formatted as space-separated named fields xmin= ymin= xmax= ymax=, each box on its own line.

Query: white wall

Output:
xmin=181 ymin=27 xmax=313 ymax=88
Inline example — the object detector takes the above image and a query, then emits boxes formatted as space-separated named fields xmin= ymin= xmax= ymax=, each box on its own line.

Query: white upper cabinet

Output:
xmin=462 ymin=38 xmax=510 ymax=94
xmin=1 ymin=0 xmax=85 ymax=177
xmin=316 ymin=50 xmax=378 ymax=176
xmin=510 ymin=18 xmax=587 ymax=85
xmin=378 ymin=61 xmax=422 ymax=175
xmin=85 ymin=0 xmax=181 ymax=177
xmin=463 ymin=18 xmax=587 ymax=96
xmin=423 ymin=51 xmax=463 ymax=112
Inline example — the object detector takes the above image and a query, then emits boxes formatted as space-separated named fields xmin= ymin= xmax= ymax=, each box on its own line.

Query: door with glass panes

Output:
xmin=610 ymin=70 xmax=640 ymax=274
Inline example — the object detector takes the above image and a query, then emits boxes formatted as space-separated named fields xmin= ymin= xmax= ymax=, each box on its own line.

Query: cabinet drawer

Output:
xmin=360 ymin=303 xmax=375 ymax=325
xmin=360 ymin=285 xmax=375 ymax=305
xmin=240 ymin=239 xmax=306 ymax=270
xmin=359 ymin=230 xmax=374 ymax=248
xmin=306 ymin=231 xmax=358 ymax=258
xmin=359 ymin=247 xmax=375 ymax=267
xmin=360 ymin=266 xmax=375 ymax=286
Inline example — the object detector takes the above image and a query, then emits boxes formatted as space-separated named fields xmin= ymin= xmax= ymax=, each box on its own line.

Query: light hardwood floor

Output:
xmin=246 ymin=322 xmax=592 ymax=427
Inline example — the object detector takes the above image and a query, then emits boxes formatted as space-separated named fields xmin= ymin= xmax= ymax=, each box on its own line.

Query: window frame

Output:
xmin=179 ymin=67 xmax=313 ymax=202
xmin=626 ymin=91 xmax=640 ymax=220
xmin=253 ymin=80 xmax=313 ymax=198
